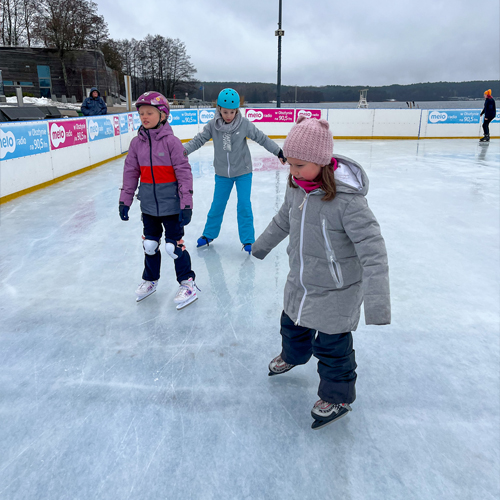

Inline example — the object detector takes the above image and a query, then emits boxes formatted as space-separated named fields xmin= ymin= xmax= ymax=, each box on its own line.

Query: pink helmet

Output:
xmin=135 ymin=91 xmax=170 ymax=117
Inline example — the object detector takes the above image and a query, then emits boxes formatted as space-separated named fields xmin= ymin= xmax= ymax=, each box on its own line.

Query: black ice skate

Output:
xmin=311 ymin=400 xmax=352 ymax=430
xmin=479 ymin=135 xmax=490 ymax=144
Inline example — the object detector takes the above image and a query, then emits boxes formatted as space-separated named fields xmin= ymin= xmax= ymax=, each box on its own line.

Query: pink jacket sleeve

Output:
xmin=167 ymin=135 xmax=194 ymax=209
xmin=119 ymin=137 xmax=140 ymax=207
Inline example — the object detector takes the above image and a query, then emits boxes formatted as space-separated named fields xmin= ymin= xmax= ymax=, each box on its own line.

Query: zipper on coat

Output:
xmin=321 ymin=218 xmax=344 ymax=288
xmin=227 ymin=152 xmax=230 ymax=177
xmin=147 ymin=131 xmax=160 ymax=217
xmin=295 ymin=194 xmax=309 ymax=326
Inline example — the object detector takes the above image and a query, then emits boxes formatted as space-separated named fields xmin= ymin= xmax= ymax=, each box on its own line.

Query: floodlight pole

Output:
xmin=275 ymin=0 xmax=284 ymax=108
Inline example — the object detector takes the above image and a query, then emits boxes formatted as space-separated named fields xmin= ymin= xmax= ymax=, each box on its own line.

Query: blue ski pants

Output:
xmin=203 ymin=173 xmax=254 ymax=245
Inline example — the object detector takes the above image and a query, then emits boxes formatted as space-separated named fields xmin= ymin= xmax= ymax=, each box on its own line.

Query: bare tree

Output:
xmin=20 ymin=0 xmax=36 ymax=46
xmin=1 ymin=0 xmax=24 ymax=45
xmin=113 ymin=34 xmax=197 ymax=99
xmin=33 ymin=0 xmax=109 ymax=93
xmin=164 ymin=39 xmax=197 ymax=98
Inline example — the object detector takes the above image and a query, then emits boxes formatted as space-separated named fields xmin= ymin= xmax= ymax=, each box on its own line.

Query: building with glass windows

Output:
xmin=0 ymin=47 xmax=120 ymax=101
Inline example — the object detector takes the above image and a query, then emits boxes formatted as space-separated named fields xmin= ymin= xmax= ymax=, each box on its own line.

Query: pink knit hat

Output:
xmin=283 ymin=116 xmax=334 ymax=165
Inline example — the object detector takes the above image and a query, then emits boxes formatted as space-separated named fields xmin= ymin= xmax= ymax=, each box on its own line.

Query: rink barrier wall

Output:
xmin=1 ymin=108 xmax=499 ymax=203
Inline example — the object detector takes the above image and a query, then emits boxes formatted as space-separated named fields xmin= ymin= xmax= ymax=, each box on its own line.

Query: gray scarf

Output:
xmin=214 ymin=109 xmax=243 ymax=133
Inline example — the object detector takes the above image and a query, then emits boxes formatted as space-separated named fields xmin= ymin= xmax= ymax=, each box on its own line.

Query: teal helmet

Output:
xmin=217 ymin=88 xmax=240 ymax=109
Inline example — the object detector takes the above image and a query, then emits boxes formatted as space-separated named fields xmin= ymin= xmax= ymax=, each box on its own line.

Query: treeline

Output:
xmin=192 ymin=80 xmax=500 ymax=103
xmin=103 ymin=37 xmax=197 ymax=100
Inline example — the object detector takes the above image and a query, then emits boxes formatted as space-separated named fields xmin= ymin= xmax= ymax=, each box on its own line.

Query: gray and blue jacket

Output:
xmin=184 ymin=114 xmax=281 ymax=178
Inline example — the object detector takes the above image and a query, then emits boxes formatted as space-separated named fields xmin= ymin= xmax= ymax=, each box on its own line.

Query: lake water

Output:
xmin=246 ymin=100 xmax=486 ymax=110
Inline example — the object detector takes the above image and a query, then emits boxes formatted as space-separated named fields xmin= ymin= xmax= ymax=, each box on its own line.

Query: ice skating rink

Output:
xmin=1 ymin=139 xmax=499 ymax=500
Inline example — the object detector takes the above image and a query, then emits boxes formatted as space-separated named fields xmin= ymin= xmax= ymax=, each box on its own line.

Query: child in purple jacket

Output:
xmin=119 ymin=91 xmax=198 ymax=309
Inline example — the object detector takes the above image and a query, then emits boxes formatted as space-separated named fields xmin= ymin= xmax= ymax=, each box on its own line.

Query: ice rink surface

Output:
xmin=1 ymin=138 xmax=499 ymax=500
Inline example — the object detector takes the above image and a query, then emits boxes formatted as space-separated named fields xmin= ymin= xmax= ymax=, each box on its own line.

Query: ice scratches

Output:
xmin=125 ymin=427 xmax=170 ymax=498
xmin=94 ymin=416 xmax=137 ymax=497
xmin=220 ymin=418 xmax=272 ymax=474
xmin=0 ymin=429 xmax=49 ymax=475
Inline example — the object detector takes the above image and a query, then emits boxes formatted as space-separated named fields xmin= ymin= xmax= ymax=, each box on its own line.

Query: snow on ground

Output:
xmin=3 ymin=96 xmax=83 ymax=110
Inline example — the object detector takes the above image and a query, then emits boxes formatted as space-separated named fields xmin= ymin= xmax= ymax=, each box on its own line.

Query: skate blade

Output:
xmin=176 ymin=295 xmax=198 ymax=310
xmin=479 ymin=142 xmax=490 ymax=146
xmin=136 ymin=290 xmax=156 ymax=303
xmin=311 ymin=411 xmax=350 ymax=430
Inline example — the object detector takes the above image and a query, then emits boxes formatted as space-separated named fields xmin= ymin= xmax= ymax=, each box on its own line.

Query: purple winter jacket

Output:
xmin=119 ymin=122 xmax=193 ymax=217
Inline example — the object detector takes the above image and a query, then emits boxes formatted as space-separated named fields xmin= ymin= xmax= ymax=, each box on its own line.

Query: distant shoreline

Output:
xmin=244 ymin=100 xmax=491 ymax=110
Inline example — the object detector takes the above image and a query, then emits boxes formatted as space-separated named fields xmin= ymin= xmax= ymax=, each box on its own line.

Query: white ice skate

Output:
xmin=174 ymin=278 xmax=198 ymax=310
xmin=135 ymin=280 xmax=158 ymax=302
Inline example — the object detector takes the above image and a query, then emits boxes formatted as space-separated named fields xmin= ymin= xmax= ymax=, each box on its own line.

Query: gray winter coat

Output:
xmin=184 ymin=115 xmax=281 ymax=178
xmin=252 ymin=154 xmax=390 ymax=334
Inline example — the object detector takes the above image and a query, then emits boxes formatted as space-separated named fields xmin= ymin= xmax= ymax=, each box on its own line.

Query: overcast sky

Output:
xmin=99 ymin=0 xmax=500 ymax=87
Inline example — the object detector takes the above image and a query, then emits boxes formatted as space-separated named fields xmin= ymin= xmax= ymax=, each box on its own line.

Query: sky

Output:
xmin=99 ymin=0 xmax=500 ymax=87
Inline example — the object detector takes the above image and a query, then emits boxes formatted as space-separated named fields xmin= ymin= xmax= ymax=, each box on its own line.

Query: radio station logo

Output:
xmin=246 ymin=110 xmax=264 ymax=121
xmin=50 ymin=123 xmax=66 ymax=147
xmin=0 ymin=129 xmax=16 ymax=159
xmin=88 ymin=120 xmax=99 ymax=140
xmin=428 ymin=111 xmax=448 ymax=123
xmin=199 ymin=110 xmax=215 ymax=123
xmin=297 ymin=110 xmax=313 ymax=119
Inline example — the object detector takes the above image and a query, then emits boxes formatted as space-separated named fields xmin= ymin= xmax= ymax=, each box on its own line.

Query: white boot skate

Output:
xmin=268 ymin=354 xmax=295 ymax=376
xmin=136 ymin=280 xmax=158 ymax=302
xmin=174 ymin=277 xmax=198 ymax=310
xmin=311 ymin=400 xmax=352 ymax=430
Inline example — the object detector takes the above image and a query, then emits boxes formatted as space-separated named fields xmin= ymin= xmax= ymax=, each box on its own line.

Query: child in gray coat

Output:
xmin=252 ymin=116 xmax=391 ymax=429
xmin=184 ymin=88 xmax=285 ymax=254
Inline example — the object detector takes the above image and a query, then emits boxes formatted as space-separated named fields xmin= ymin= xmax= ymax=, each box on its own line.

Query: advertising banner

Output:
xmin=245 ymin=108 xmax=295 ymax=123
xmin=49 ymin=119 xmax=88 ymax=150
xmin=132 ymin=112 xmax=141 ymax=130
xmin=427 ymin=110 xmax=481 ymax=124
xmin=168 ymin=109 xmax=198 ymax=125
xmin=88 ymin=116 xmax=116 ymax=142
xmin=0 ymin=122 xmax=50 ymax=160
xmin=119 ymin=114 xmax=129 ymax=134
xmin=112 ymin=115 xmax=121 ymax=135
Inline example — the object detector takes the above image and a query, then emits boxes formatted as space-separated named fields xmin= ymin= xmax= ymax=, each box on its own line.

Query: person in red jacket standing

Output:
xmin=119 ymin=92 xmax=198 ymax=309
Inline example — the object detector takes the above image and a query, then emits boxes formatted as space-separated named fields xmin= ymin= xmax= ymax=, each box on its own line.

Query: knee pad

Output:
xmin=165 ymin=238 xmax=183 ymax=260
xmin=142 ymin=236 xmax=159 ymax=255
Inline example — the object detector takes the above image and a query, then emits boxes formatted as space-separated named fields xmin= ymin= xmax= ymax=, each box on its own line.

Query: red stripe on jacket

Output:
xmin=140 ymin=165 xmax=177 ymax=184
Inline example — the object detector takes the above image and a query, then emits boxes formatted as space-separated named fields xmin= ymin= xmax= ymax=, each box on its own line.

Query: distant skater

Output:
xmin=480 ymin=89 xmax=496 ymax=142
xmin=252 ymin=117 xmax=391 ymax=430
xmin=119 ymin=92 xmax=198 ymax=309
xmin=183 ymin=88 xmax=286 ymax=254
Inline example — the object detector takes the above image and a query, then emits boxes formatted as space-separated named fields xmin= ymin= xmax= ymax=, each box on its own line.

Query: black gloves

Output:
xmin=119 ymin=202 xmax=130 ymax=221
xmin=278 ymin=149 xmax=286 ymax=163
xmin=179 ymin=208 xmax=192 ymax=227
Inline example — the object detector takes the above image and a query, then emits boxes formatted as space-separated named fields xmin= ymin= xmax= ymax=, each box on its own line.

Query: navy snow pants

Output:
xmin=142 ymin=213 xmax=195 ymax=283
xmin=279 ymin=311 xmax=357 ymax=404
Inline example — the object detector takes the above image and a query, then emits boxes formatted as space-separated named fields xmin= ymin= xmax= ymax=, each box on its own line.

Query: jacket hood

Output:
xmin=332 ymin=154 xmax=369 ymax=196
xmin=90 ymin=87 xmax=100 ymax=97
xmin=137 ymin=121 xmax=174 ymax=142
